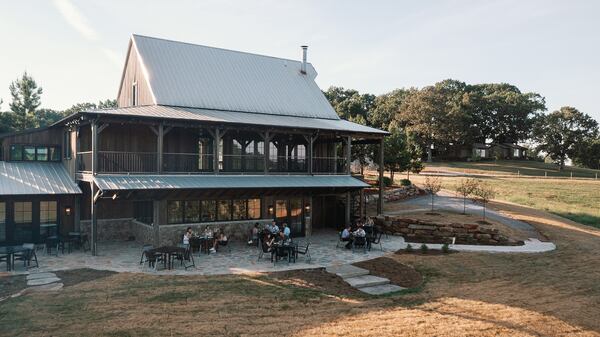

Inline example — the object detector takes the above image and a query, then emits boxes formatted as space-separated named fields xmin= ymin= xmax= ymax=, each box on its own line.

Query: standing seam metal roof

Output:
xmin=94 ymin=175 xmax=369 ymax=192
xmin=85 ymin=105 xmax=388 ymax=135
xmin=132 ymin=34 xmax=340 ymax=120
xmin=0 ymin=162 xmax=82 ymax=195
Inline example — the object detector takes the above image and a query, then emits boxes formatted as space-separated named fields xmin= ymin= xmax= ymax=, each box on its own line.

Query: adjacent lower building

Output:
xmin=0 ymin=35 xmax=387 ymax=253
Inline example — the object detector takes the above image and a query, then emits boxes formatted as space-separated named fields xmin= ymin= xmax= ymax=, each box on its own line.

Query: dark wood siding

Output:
xmin=117 ymin=43 xmax=154 ymax=107
xmin=1 ymin=127 xmax=63 ymax=161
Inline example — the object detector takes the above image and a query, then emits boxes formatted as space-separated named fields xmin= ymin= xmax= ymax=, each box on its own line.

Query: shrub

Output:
xmin=420 ymin=244 xmax=429 ymax=254
xmin=399 ymin=178 xmax=411 ymax=186
xmin=441 ymin=243 xmax=450 ymax=254
xmin=382 ymin=176 xmax=393 ymax=187
xmin=405 ymin=244 xmax=413 ymax=253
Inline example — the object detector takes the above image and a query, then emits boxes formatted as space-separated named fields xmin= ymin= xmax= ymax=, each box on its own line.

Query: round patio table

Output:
xmin=0 ymin=245 xmax=28 ymax=271
xmin=148 ymin=246 xmax=186 ymax=270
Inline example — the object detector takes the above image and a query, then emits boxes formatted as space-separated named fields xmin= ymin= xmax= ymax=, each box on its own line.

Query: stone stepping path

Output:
xmin=326 ymin=264 xmax=405 ymax=295
xmin=26 ymin=271 xmax=62 ymax=288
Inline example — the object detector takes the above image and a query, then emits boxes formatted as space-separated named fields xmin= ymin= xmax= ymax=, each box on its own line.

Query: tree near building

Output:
xmin=456 ymin=178 xmax=479 ymax=214
xmin=472 ymin=181 xmax=496 ymax=221
xmin=572 ymin=137 xmax=600 ymax=170
xmin=423 ymin=176 xmax=443 ymax=211
xmin=9 ymin=72 xmax=43 ymax=130
xmin=532 ymin=107 xmax=599 ymax=170
xmin=369 ymin=88 xmax=409 ymax=131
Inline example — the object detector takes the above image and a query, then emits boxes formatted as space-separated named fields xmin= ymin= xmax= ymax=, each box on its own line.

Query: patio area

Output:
xmin=7 ymin=230 xmax=406 ymax=276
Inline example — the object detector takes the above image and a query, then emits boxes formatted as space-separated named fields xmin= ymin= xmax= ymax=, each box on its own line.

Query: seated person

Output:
xmin=281 ymin=223 xmax=291 ymax=239
xmin=264 ymin=233 xmax=276 ymax=252
xmin=183 ymin=227 xmax=192 ymax=246
xmin=353 ymin=225 xmax=366 ymax=238
xmin=203 ymin=226 xmax=214 ymax=238
xmin=248 ymin=223 xmax=260 ymax=244
xmin=341 ymin=225 xmax=352 ymax=249
xmin=270 ymin=220 xmax=280 ymax=235
xmin=365 ymin=216 xmax=375 ymax=227
xmin=211 ymin=229 xmax=228 ymax=253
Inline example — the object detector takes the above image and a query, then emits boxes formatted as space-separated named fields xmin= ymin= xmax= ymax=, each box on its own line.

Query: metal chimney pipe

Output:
xmin=301 ymin=45 xmax=308 ymax=74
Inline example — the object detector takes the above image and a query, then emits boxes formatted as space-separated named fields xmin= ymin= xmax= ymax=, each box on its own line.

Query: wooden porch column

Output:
xmin=359 ymin=189 xmax=365 ymax=220
xmin=345 ymin=192 xmax=351 ymax=225
xmin=152 ymin=200 xmax=161 ymax=246
xmin=305 ymin=195 xmax=313 ymax=237
xmin=346 ymin=135 xmax=352 ymax=175
xmin=333 ymin=138 xmax=338 ymax=174
xmin=378 ymin=137 xmax=384 ymax=215
xmin=90 ymin=182 xmax=98 ymax=256
xmin=307 ymin=135 xmax=314 ymax=175
xmin=263 ymin=132 xmax=271 ymax=175
xmin=213 ymin=128 xmax=220 ymax=174
xmin=91 ymin=121 xmax=98 ymax=175
xmin=157 ymin=123 xmax=164 ymax=173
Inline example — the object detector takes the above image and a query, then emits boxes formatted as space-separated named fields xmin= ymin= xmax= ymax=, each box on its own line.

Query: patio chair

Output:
xmin=258 ymin=237 xmax=272 ymax=261
xmin=295 ymin=241 xmax=311 ymax=262
xmin=182 ymin=245 xmax=195 ymax=270
xmin=139 ymin=244 xmax=154 ymax=264
xmin=143 ymin=250 xmax=163 ymax=271
xmin=171 ymin=244 xmax=188 ymax=268
xmin=0 ymin=253 xmax=9 ymax=271
xmin=14 ymin=243 xmax=39 ymax=270
xmin=335 ymin=231 xmax=345 ymax=248
xmin=352 ymin=236 xmax=368 ymax=253
xmin=369 ymin=231 xmax=384 ymax=252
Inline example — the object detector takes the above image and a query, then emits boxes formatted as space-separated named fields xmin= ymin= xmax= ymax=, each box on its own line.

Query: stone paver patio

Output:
xmin=11 ymin=230 xmax=405 ymax=276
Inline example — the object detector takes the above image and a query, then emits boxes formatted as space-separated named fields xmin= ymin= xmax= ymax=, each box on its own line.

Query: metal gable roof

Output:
xmin=132 ymin=35 xmax=340 ymax=120
xmin=0 ymin=162 xmax=81 ymax=196
xmin=94 ymin=175 xmax=369 ymax=192
xmin=85 ymin=105 xmax=388 ymax=135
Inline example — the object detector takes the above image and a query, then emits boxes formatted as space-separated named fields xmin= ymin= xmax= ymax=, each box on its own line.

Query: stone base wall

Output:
xmin=158 ymin=219 xmax=274 ymax=246
xmin=81 ymin=218 xmax=136 ymax=242
xmin=375 ymin=216 xmax=522 ymax=245
xmin=81 ymin=218 xmax=153 ymax=244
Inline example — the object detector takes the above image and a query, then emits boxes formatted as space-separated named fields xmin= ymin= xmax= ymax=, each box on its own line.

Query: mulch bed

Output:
xmin=55 ymin=268 xmax=118 ymax=288
xmin=0 ymin=274 xmax=27 ymax=298
xmin=353 ymin=257 xmax=423 ymax=288
xmin=268 ymin=268 xmax=364 ymax=298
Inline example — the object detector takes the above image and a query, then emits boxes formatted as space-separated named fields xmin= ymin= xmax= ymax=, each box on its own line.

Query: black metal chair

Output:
xmin=139 ymin=244 xmax=154 ymax=264
xmin=335 ymin=231 xmax=345 ymax=248
xmin=369 ymin=231 xmax=384 ymax=251
xmin=295 ymin=241 xmax=311 ymax=262
xmin=0 ymin=253 xmax=9 ymax=271
xmin=258 ymin=236 xmax=272 ymax=261
xmin=14 ymin=243 xmax=38 ymax=270
xmin=143 ymin=250 xmax=163 ymax=270
xmin=352 ymin=236 xmax=368 ymax=253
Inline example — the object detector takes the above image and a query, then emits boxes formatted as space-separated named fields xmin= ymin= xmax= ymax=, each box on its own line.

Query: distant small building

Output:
xmin=471 ymin=143 xmax=528 ymax=160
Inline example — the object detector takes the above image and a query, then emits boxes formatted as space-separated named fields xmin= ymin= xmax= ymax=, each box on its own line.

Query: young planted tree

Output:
xmin=473 ymin=182 xmax=496 ymax=220
xmin=456 ymin=178 xmax=479 ymax=214
xmin=423 ymin=176 xmax=443 ymax=211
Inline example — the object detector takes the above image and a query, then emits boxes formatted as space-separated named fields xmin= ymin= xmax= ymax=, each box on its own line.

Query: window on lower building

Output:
xmin=49 ymin=147 xmax=61 ymax=161
xmin=167 ymin=201 xmax=183 ymax=224
xmin=248 ymin=199 xmax=261 ymax=219
xmin=36 ymin=147 xmax=48 ymax=161
xmin=201 ymin=200 xmax=216 ymax=222
xmin=40 ymin=201 xmax=58 ymax=238
xmin=232 ymin=199 xmax=248 ymax=220
xmin=184 ymin=200 xmax=200 ymax=223
xmin=0 ymin=202 xmax=5 ymax=242
xmin=10 ymin=145 xmax=23 ymax=161
xmin=217 ymin=200 xmax=232 ymax=221
xmin=14 ymin=202 xmax=32 ymax=223
xmin=134 ymin=201 xmax=153 ymax=225
xmin=23 ymin=146 xmax=36 ymax=161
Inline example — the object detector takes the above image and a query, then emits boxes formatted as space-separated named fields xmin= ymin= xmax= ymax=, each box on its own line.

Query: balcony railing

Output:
xmin=221 ymin=154 xmax=264 ymax=173
xmin=313 ymin=156 xmax=348 ymax=174
xmin=77 ymin=152 xmax=349 ymax=175
xmin=163 ymin=153 xmax=213 ymax=173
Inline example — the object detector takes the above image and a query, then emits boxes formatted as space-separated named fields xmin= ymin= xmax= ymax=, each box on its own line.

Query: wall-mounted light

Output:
xmin=65 ymin=206 xmax=72 ymax=216
xmin=268 ymin=205 xmax=274 ymax=214
xmin=112 ymin=193 xmax=118 ymax=200
xmin=304 ymin=203 xmax=311 ymax=213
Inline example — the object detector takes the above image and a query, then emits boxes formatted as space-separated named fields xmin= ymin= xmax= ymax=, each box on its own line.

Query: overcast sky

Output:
xmin=1 ymin=0 xmax=599 ymax=121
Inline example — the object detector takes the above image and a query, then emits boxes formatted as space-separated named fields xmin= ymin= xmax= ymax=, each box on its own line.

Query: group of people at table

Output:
xmin=340 ymin=217 xmax=375 ymax=249
xmin=182 ymin=226 xmax=228 ymax=253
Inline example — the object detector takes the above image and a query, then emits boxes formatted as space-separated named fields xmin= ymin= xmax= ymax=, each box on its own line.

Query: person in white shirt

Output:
xmin=353 ymin=225 xmax=366 ymax=238
xmin=270 ymin=220 xmax=280 ymax=235
xmin=183 ymin=227 xmax=192 ymax=246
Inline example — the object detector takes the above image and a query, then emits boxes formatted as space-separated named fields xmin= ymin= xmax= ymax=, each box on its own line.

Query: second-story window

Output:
xmin=131 ymin=82 xmax=138 ymax=106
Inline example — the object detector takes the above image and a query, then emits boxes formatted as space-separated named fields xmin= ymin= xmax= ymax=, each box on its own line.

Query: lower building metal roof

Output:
xmin=0 ymin=162 xmax=82 ymax=196
xmin=93 ymin=174 xmax=369 ymax=192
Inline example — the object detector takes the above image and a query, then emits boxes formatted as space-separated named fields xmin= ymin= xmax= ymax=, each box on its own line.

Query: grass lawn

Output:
xmin=2 ymin=201 xmax=600 ymax=336
xmin=408 ymin=175 xmax=600 ymax=229
xmin=423 ymin=160 xmax=600 ymax=179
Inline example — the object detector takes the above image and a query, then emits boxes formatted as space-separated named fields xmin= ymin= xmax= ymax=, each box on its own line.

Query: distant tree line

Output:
xmin=0 ymin=72 xmax=116 ymax=134
xmin=324 ymin=80 xmax=600 ymax=173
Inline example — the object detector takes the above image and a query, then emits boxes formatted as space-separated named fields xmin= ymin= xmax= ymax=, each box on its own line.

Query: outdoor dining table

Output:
xmin=0 ymin=245 xmax=29 ymax=271
xmin=148 ymin=246 xmax=186 ymax=270
xmin=271 ymin=241 xmax=298 ymax=263
xmin=193 ymin=236 xmax=215 ymax=255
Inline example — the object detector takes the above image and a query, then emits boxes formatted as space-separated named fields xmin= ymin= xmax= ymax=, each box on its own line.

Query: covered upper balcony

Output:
xmin=75 ymin=122 xmax=352 ymax=176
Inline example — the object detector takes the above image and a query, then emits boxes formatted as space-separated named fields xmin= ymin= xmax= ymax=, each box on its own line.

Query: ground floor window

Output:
xmin=167 ymin=198 xmax=262 ymax=224
xmin=0 ymin=202 xmax=5 ymax=242
xmin=40 ymin=201 xmax=58 ymax=238
xmin=14 ymin=202 xmax=33 ymax=243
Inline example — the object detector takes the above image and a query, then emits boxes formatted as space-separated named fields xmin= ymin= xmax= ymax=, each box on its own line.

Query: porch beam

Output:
xmin=214 ymin=128 xmax=220 ymax=174
xmin=378 ymin=137 xmax=384 ymax=215
xmin=97 ymin=123 xmax=109 ymax=134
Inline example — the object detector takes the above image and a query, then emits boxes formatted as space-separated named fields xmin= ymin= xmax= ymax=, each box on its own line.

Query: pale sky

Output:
xmin=0 ymin=0 xmax=599 ymax=121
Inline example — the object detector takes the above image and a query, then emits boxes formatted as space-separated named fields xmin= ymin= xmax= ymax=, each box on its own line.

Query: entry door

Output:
xmin=0 ymin=202 xmax=6 ymax=244
xmin=289 ymin=198 xmax=304 ymax=237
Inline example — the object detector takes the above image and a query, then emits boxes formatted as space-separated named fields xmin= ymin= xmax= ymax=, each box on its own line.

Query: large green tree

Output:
xmin=323 ymin=86 xmax=375 ymax=121
xmin=532 ymin=107 xmax=599 ymax=170
xmin=572 ymin=136 xmax=600 ymax=170
xmin=469 ymin=83 xmax=545 ymax=143
xmin=9 ymin=72 xmax=43 ymax=130
xmin=369 ymin=88 xmax=409 ymax=131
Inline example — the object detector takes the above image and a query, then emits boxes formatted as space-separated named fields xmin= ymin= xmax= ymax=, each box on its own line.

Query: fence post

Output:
xmin=570 ymin=171 xmax=573 ymax=179
xmin=545 ymin=171 xmax=547 ymax=179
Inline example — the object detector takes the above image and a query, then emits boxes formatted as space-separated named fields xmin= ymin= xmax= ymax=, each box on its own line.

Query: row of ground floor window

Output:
xmin=0 ymin=192 xmax=353 ymax=246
